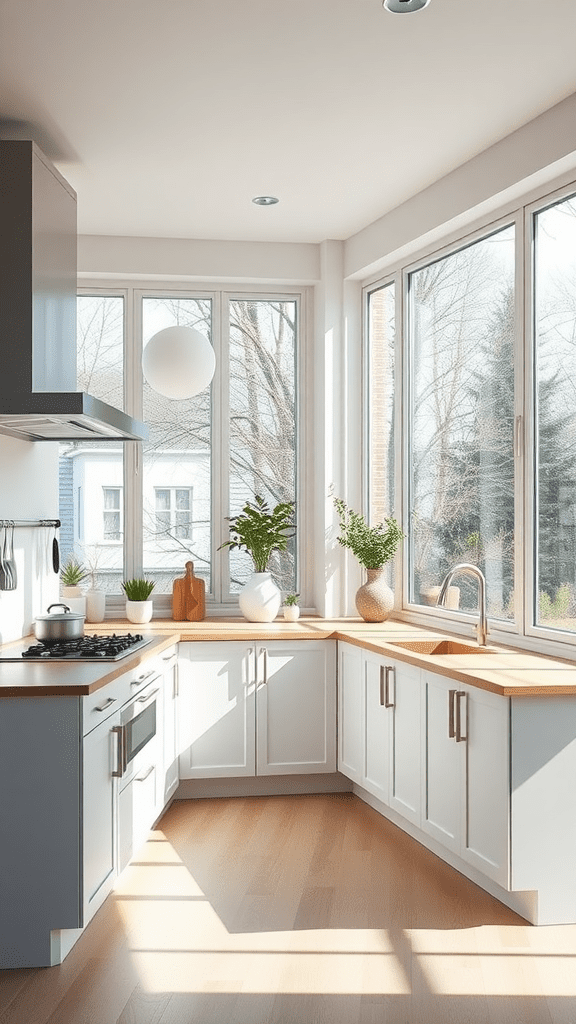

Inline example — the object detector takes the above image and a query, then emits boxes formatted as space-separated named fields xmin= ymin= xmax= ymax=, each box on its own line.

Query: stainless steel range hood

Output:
xmin=0 ymin=141 xmax=147 ymax=442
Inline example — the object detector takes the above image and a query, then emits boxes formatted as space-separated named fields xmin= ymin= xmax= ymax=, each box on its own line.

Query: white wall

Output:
xmin=0 ymin=437 xmax=59 ymax=643
xmin=78 ymin=235 xmax=320 ymax=284
xmin=345 ymin=91 xmax=576 ymax=281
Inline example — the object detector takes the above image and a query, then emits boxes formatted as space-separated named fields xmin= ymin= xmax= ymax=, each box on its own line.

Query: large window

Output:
xmin=59 ymin=288 xmax=300 ymax=608
xmin=408 ymin=225 xmax=516 ymax=620
xmin=534 ymin=192 xmax=576 ymax=633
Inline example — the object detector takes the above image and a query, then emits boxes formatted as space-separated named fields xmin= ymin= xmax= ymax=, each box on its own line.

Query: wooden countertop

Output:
xmin=2 ymin=617 xmax=576 ymax=697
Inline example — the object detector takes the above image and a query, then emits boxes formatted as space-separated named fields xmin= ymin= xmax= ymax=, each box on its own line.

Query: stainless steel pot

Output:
xmin=34 ymin=603 xmax=85 ymax=644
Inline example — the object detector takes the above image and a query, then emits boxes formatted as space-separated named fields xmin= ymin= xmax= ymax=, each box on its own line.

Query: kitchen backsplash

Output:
xmin=0 ymin=436 xmax=59 ymax=644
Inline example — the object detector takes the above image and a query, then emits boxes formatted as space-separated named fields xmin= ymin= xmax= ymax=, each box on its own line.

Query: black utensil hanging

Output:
xmin=52 ymin=525 xmax=60 ymax=574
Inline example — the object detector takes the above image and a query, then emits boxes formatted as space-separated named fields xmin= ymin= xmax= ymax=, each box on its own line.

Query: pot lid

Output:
xmin=35 ymin=603 xmax=85 ymax=621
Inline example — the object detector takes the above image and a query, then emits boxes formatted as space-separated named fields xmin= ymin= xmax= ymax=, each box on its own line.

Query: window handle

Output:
xmin=515 ymin=415 xmax=523 ymax=458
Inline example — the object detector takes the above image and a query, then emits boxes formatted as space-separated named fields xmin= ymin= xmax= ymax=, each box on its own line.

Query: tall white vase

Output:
xmin=238 ymin=572 xmax=281 ymax=622
xmin=85 ymin=588 xmax=106 ymax=623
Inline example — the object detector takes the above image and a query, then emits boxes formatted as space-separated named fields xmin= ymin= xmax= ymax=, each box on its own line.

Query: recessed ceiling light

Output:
xmin=383 ymin=0 xmax=431 ymax=12
xmin=252 ymin=196 xmax=279 ymax=206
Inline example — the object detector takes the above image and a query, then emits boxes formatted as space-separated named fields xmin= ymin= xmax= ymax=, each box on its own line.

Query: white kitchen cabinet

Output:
xmin=338 ymin=641 xmax=364 ymax=784
xmin=178 ymin=642 xmax=256 ymax=778
xmin=362 ymin=649 xmax=393 ymax=804
xmin=256 ymin=641 xmax=336 ymax=774
xmin=82 ymin=702 xmax=121 ymax=923
xmin=338 ymin=646 xmax=421 ymax=825
xmin=160 ymin=646 xmax=179 ymax=804
xmin=422 ymin=670 xmax=509 ymax=888
xmin=179 ymin=640 xmax=335 ymax=779
xmin=386 ymin=656 xmax=422 ymax=827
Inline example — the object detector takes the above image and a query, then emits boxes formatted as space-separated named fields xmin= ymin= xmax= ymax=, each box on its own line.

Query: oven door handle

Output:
xmin=136 ymin=686 xmax=160 ymax=704
xmin=111 ymin=724 xmax=125 ymax=777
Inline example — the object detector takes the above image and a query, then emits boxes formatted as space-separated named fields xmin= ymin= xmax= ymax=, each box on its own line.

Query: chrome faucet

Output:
xmin=436 ymin=562 xmax=488 ymax=646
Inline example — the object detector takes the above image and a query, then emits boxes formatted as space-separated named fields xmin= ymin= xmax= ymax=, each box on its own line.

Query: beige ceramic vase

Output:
xmin=355 ymin=568 xmax=394 ymax=623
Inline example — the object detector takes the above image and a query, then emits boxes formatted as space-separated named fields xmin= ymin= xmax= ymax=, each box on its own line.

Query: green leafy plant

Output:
xmin=284 ymin=592 xmax=300 ymax=606
xmin=122 ymin=578 xmax=155 ymax=601
xmin=60 ymin=557 xmax=89 ymax=587
xmin=334 ymin=497 xmax=403 ymax=570
xmin=219 ymin=495 xmax=296 ymax=574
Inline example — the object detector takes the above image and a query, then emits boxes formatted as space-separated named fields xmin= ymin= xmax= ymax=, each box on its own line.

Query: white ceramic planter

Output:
xmin=61 ymin=587 xmax=86 ymax=616
xmin=125 ymin=599 xmax=153 ymax=624
xmin=85 ymin=588 xmax=106 ymax=623
xmin=238 ymin=572 xmax=281 ymax=622
xmin=283 ymin=605 xmax=300 ymax=621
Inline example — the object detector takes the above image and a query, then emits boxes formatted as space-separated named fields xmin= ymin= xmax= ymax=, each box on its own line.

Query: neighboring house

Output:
xmin=60 ymin=444 xmax=210 ymax=591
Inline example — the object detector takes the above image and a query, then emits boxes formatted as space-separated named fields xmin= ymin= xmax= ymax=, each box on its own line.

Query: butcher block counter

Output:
xmin=3 ymin=616 xmax=576 ymax=696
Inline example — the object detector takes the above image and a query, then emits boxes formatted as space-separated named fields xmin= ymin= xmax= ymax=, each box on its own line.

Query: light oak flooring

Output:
xmin=2 ymin=793 xmax=576 ymax=1024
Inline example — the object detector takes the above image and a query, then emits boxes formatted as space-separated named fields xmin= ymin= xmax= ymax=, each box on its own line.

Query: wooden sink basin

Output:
xmin=389 ymin=639 xmax=493 ymax=655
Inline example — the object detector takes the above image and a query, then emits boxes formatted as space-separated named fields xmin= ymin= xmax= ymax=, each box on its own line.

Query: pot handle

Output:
xmin=46 ymin=603 xmax=71 ymax=614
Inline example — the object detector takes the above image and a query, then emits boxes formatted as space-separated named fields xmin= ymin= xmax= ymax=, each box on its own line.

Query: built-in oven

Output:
xmin=114 ymin=677 xmax=162 ymax=870
xmin=113 ymin=681 xmax=159 ymax=785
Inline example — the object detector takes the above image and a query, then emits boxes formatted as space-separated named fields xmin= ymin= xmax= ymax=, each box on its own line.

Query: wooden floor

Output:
xmin=1 ymin=793 xmax=576 ymax=1024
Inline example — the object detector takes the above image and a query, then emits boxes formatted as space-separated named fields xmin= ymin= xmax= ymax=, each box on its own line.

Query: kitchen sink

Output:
xmin=389 ymin=639 xmax=493 ymax=655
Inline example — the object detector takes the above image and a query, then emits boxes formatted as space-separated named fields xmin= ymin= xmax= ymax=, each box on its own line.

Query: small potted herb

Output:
xmin=334 ymin=497 xmax=403 ymax=622
xmin=283 ymin=593 xmax=300 ymax=622
xmin=60 ymin=557 xmax=88 ymax=597
xmin=219 ymin=495 xmax=295 ymax=622
xmin=122 ymin=578 xmax=155 ymax=623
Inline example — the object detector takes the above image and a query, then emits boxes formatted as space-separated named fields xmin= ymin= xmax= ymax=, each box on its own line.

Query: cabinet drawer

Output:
xmin=82 ymin=659 xmax=166 ymax=735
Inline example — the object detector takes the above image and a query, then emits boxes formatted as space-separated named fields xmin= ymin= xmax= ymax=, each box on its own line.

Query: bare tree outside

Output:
xmin=534 ymin=194 xmax=576 ymax=629
xmin=228 ymin=299 xmax=297 ymax=593
xmin=408 ymin=226 xmax=516 ymax=618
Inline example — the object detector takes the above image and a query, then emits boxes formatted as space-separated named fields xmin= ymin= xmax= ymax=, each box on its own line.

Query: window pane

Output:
xmin=59 ymin=296 xmax=125 ymax=594
xmin=409 ymin=226 xmax=515 ymax=619
xmin=228 ymin=299 xmax=297 ymax=594
xmin=142 ymin=298 xmax=212 ymax=594
xmin=368 ymin=282 xmax=395 ymax=584
xmin=534 ymin=193 xmax=576 ymax=631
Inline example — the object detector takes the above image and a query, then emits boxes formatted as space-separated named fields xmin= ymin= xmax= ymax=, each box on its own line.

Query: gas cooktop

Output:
xmin=0 ymin=633 xmax=155 ymax=662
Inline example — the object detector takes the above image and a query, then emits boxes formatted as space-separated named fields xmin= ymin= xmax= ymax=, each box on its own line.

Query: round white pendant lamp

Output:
xmin=142 ymin=326 xmax=216 ymax=400
xmin=383 ymin=0 xmax=431 ymax=12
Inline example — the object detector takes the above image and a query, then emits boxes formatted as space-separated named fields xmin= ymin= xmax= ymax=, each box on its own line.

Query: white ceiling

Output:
xmin=1 ymin=0 xmax=576 ymax=244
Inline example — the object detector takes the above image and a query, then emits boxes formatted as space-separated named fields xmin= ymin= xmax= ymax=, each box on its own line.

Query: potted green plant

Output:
xmin=122 ymin=578 xmax=155 ymax=624
xmin=334 ymin=497 xmax=403 ymax=622
xmin=60 ymin=556 xmax=89 ymax=615
xmin=219 ymin=495 xmax=295 ymax=621
xmin=283 ymin=592 xmax=300 ymax=622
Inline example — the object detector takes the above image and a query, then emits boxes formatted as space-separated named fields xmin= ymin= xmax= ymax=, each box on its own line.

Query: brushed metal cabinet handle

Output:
xmin=94 ymin=696 xmax=116 ymax=712
xmin=384 ymin=665 xmax=395 ymax=708
xmin=455 ymin=690 xmax=467 ymax=742
xmin=132 ymin=669 xmax=156 ymax=686
xmin=448 ymin=689 xmax=457 ymax=738
xmin=262 ymin=647 xmax=268 ymax=685
xmin=137 ymin=686 xmax=160 ymax=702
xmin=135 ymin=764 xmax=155 ymax=782
xmin=379 ymin=665 xmax=385 ymax=706
xmin=111 ymin=724 xmax=124 ymax=777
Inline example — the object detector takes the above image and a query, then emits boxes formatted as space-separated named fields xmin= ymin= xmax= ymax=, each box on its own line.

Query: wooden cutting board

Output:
xmin=172 ymin=561 xmax=206 ymax=621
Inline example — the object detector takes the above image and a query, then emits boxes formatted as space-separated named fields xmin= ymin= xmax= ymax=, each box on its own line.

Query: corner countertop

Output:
xmin=2 ymin=617 xmax=576 ymax=697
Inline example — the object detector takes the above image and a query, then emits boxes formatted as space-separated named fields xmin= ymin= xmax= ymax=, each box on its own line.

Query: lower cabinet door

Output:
xmin=82 ymin=711 xmax=120 ymax=924
xmin=178 ymin=642 xmax=256 ymax=778
xmin=463 ymin=683 xmax=510 ymax=888
xmin=338 ymin=642 xmax=364 ymax=784
xmin=256 ymin=641 xmax=336 ymax=775
xmin=118 ymin=766 xmax=158 ymax=872
xmin=422 ymin=672 xmax=461 ymax=854
xmin=363 ymin=650 xmax=392 ymax=804
xmin=388 ymin=659 xmax=422 ymax=827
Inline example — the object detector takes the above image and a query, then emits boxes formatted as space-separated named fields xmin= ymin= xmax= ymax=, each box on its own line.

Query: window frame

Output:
xmin=76 ymin=281 xmax=309 ymax=615
xmin=363 ymin=175 xmax=576 ymax=659
xmin=102 ymin=485 xmax=123 ymax=544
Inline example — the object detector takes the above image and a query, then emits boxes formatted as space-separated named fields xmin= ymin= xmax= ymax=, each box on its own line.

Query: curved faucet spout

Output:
xmin=436 ymin=562 xmax=488 ymax=646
